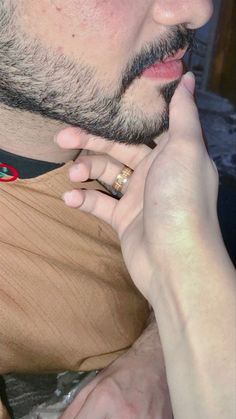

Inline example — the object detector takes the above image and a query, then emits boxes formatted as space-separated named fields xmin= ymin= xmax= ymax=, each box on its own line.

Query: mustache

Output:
xmin=120 ymin=26 xmax=195 ymax=93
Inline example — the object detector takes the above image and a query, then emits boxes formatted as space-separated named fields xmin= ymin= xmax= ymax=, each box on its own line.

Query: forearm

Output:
xmin=151 ymin=232 xmax=236 ymax=419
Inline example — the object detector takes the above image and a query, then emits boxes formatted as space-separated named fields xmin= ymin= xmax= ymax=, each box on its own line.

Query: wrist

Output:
xmin=149 ymin=224 xmax=234 ymax=311
xmin=151 ymin=218 xmax=221 ymax=271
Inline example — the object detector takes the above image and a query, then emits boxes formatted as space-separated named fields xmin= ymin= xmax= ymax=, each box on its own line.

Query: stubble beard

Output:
xmin=0 ymin=3 xmax=192 ymax=146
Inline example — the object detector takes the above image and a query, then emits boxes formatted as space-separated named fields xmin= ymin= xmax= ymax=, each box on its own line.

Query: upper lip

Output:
xmin=163 ymin=48 xmax=188 ymax=63
xmin=137 ymin=47 xmax=188 ymax=80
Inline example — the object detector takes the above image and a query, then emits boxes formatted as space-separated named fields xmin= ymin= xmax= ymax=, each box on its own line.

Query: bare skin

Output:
xmin=0 ymin=0 xmax=213 ymax=161
xmin=0 ymin=1 xmax=213 ymax=417
xmin=61 ymin=313 xmax=172 ymax=419
xmin=57 ymin=73 xmax=236 ymax=419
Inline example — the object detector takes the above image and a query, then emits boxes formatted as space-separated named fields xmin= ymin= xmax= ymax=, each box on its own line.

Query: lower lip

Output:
xmin=142 ymin=60 xmax=184 ymax=80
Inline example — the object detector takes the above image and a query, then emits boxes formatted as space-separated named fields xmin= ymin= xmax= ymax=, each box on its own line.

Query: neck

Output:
xmin=0 ymin=105 xmax=80 ymax=163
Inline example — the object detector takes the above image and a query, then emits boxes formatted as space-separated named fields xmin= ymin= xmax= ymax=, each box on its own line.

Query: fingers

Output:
xmin=69 ymin=154 xmax=124 ymax=190
xmin=56 ymin=127 xmax=151 ymax=169
xmin=63 ymin=189 xmax=116 ymax=226
xmin=169 ymin=72 xmax=204 ymax=146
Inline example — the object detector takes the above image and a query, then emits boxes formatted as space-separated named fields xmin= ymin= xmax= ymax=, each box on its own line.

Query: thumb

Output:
xmin=169 ymin=72 xmax=204 ymax=144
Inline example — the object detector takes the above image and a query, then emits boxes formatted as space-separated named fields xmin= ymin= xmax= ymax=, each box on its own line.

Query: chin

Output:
xmin=125 ymin=79 xmax=168 ymax=115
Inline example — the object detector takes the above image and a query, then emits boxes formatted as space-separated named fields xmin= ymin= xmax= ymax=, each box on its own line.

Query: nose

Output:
xmin=152 ymin=0 xmax=213 ymax=29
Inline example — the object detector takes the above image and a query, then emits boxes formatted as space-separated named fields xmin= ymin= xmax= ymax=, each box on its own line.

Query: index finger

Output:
xmin=169 ymin=72 xmax=204 ymax=146
xmin=56 ymin=128 xmax=151 ymax=169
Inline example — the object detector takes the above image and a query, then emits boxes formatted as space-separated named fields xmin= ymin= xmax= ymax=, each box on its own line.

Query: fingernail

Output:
xmin=55 ymin=129 xmax=80 ymax=149
xmin=53 ymin=130 xmax=66 ymax=144
xmin=69 ymin=164 xmax=80 ymax=177
xmin=62 ymin=191 xmax=74 ymax=205
xmin=182 ymin=71 xmax=195 ymax=95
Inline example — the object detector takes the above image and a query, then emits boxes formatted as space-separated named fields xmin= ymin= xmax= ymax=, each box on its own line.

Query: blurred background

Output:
xmin=188 ymin=0 xmax=236 ymax=103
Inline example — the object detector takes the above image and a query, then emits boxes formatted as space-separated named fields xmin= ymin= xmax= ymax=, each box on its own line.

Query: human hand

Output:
xmin=56 ymin=72 xmax=219 ymax=303
xmin=61 ymin=338 xmax=172 ymax=419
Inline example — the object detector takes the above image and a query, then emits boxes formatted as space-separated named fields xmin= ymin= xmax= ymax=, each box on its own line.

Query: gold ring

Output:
xmin=112 ymin=165 xmax=134 ymax=193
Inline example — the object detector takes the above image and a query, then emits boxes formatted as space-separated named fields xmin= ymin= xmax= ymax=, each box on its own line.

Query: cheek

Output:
xmin=21 ymin=0 xmax=139 ymax=80
xmin=66 ymin=0 xmax=132 ymax=36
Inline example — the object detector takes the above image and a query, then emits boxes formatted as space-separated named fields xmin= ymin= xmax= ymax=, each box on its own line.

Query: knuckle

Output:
xmin=101 ymin=158 xmax=111 ymax=178
xmin=168 ymin=136 xmax=192 ymax=155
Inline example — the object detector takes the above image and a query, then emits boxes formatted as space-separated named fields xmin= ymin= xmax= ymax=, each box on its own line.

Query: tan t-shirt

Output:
xmin=0 ymin=161 xmax=150 ymax=374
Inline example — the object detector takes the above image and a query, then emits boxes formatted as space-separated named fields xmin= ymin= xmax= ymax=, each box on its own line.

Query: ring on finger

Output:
xmin=112 ymin=165 xmax=134 ymax=194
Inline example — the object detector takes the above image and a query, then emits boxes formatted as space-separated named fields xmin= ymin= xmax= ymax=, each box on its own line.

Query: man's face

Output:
xmin=0 ymin=0 xmax=213 ymax=145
